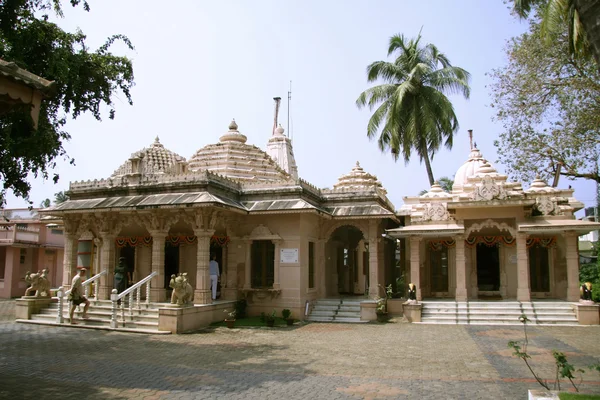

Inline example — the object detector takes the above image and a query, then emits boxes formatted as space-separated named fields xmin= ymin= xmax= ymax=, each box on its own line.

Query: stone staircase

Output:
xmin=420 ymin=301 xmax=578 ymax=326
xmin=306 ymin=299 xmax=366 ymax=323
xmin=17 ymin=298 xmax=172 ymax=334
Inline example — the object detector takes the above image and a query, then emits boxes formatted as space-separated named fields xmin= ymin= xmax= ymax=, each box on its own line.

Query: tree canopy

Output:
xmin=0 ymin=0 xmax=134 ymax=206
xmin=356 ymin=32 xmax=470 ymax=186
xmin=489 ymin=12 xmax=600 ymax=184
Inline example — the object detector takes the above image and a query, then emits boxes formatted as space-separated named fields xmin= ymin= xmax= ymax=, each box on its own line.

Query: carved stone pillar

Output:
xmin=455 ymin=235 xmax=468 ymax=301
xmin=222 ymin=240 xmax=237 ymax=300
xmin=194 ymin=229 xmax=214 ymax=304
xmin=62 ymin=233 xmax=79 ymax=289
xmin=516 ymin=233 xmax=531 ymax=301
xmin=244 ymin=240 xmax=252 ymax=289
xmin=149 ymin=230 xmax=167 ymax=302
xmin=98 ymin=233 xmax=116 ymax=300
xmin=272 ymin=239 xmax=281 ymax=290
xmin=564 ymin=231 xmax=580 ymax=302
xmin=409 ymin=236 xmax=422 ymax=301
xmin=318 ymin=239 xmax=327 ymax=297
xmin=368 ymin=239 xmax=380 ymax=299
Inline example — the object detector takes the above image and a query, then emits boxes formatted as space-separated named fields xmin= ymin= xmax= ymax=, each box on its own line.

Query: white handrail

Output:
xmin=110 ymin=272 xmax=157 ymax=328
xmin=56 ymin=270 xmax=107 ymax=324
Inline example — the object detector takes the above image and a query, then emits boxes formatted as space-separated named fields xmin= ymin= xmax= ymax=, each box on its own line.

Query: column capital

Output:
xmin=409 ymin=236 xmax=423 ymax=243
xmin=148 ymin=229 xmax=169 ymax=238
xmin=99 ymin=231 xmax=117 ymax=240
xmin=193 ymin=229 xmax=215 ymax=238
xmin=271 ymin=239 xmax=282 ymax=245
xmin=454 ymin=234 xmax=465 ymax=241
xmin=563 ymin=230 xmax=578 ymax=239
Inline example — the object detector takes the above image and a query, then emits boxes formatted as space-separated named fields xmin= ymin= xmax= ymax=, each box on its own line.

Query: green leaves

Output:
xmin=490 ymin=14 xmax=600 ymax=184
xmin=356 ymin=31 xmax=470 ymax=186
xmin=0 ymin=0 xmax=135 ymax=206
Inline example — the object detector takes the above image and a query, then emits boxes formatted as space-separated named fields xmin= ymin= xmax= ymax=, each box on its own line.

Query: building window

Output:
xmin=20 ymin=248 xmax=26 ymax=264
xmin=308 ymin=242 xmax=315 ymax=289
xmin=50 ymin=229 xmax=63 ymax=235
xmin=529 ymin=244 xmax=550 ymax=292
xmin=251 ymin=240 xmax=274 ymax=288
xmin=429 ymin=245 xmax=448 ymax=292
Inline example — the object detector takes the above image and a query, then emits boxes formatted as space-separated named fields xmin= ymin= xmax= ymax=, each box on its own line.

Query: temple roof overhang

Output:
xmin=517 ymin=219 xmax=600 ymax=234
xmin=447 ymin=199 xmax=536 ymax=209
xmin=42 ymin=192 xmax=247 ymax=214
xmin=386 ymin=222 xmax=465 ymax=237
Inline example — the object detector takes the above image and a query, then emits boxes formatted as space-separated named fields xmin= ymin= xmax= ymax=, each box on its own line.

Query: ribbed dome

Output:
xmin=111 ymin=137 xmax=185 ymax=177
xmin=187 ymin=120 xmax=291 ymax=182
xmin=333 ymin=162 xmax=387 ymax=194
xmin=453 ymin=147 xmax=488 ymax=192
xmin=421 ymin=182 xmax=450 ymax=198
xmin=525 ymin=176 xmax=557 ymax=193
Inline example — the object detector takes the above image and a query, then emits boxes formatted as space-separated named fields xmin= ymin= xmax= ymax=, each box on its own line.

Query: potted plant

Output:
xmin=263 ymin=309 xmax=276 ymax=327
xmin=376 ymin=298 xmax=388 ymax=322
xmin=223 ymin=309 xmax=237 ymax=329
xmin=282 ymin=309 xmax=294 ymax=326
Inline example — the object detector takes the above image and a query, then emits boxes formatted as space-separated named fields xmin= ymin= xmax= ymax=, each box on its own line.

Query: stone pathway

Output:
xmin=1 ymin=299 xmax=599 ymax=399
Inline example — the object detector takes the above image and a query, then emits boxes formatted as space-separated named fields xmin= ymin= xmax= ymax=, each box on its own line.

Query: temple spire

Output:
xmin=468 ymin=129 xmax=473 ymax=150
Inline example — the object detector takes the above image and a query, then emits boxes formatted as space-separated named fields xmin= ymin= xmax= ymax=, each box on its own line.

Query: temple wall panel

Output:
xmin=136 ymin=245 xmax=152 ymax=281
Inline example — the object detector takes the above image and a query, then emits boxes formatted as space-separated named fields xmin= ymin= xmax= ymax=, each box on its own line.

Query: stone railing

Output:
xmin=110 ymin=272 xmax=157 ymax=329
xmin=55 ymin=270 xmax=106 ymax=323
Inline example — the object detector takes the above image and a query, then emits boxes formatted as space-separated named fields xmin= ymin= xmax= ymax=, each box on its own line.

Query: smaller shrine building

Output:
xmin=388 ymin=145 xmax=600 ymax=302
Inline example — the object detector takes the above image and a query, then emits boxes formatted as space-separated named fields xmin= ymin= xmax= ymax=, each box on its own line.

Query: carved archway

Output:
xmin=465 ymin=218 xmax=516 ymax=238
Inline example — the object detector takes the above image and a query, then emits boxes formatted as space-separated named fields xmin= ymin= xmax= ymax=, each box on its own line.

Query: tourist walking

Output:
xmin=68 ymin=268 xmax=90 ymax=324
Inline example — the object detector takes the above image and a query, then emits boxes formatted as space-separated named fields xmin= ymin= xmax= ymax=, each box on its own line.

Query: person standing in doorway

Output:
xmin=209 ymin=253 xmax=220 ymax=301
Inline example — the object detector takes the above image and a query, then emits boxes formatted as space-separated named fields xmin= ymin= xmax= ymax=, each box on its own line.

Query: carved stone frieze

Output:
xmin=423 ymin=203 xmax=451 ymax=221
xmin=535 ymin=197 xmax=557 ymax=216
xmin=471 ymin=175 xmax=508 ymax=201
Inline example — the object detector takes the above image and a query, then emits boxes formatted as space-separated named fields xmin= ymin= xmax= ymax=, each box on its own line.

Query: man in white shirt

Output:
xmin=209 ymin=254 xmax=220 ymax=300
xmin=69 ymin=268 xmax=90 ymax=324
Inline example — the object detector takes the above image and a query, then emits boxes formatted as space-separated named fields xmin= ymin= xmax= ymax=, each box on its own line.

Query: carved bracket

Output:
xmin=471 ymin=176 xmax=508 ymax=201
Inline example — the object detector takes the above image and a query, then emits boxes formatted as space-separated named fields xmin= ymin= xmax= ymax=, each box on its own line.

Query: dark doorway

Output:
xmin=476 ymin=243 xmax=500 ymax=291
xmin=529 ymin=245 xmax=550 ymax=292
xmin=210 ymin=243 xmax=223 ymax=299
xmin=119 ymin=246 xmax=135 ymax=283
xmin=164 ymin=244 xmax=179 ymax=289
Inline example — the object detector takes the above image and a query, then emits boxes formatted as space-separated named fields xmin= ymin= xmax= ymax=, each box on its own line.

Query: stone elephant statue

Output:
xmin=169 ymin=273 xmax=194 ymax=306
xmin=24 ymin=269 xmax=51 ymax=297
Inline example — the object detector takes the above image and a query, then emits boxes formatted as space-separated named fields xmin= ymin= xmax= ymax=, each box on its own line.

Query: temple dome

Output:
xmin=333 ymin=161 xmax=387 ymax=194
xmin=111 ymin=137 xmax=185 ymax=177
xmin=452 ymin=147 xmax=488 ymax=192
xmin=187 ymin=120 xmax=291 ymax=182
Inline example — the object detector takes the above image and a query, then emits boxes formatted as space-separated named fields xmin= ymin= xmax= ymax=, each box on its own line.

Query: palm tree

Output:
xmin=54 ymin=191 xmax=69 ymax=204
xmin=356 ymin=33 xmax=470 ymax=186
xmin=512 ymin=0 xmax=600 ymax=63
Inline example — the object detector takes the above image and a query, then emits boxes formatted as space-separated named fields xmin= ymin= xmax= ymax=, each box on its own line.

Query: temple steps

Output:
xmin=420 ymin=301 xmax=579 ymax=326
xmin=306 ymin=299 xmax=367 ymax=323
xmin=17 ymin=299 xmax=172 ymax=334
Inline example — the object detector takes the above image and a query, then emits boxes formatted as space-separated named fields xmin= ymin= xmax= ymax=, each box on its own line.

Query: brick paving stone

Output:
xmin=1 ymin=299 xmax=600 ymax=399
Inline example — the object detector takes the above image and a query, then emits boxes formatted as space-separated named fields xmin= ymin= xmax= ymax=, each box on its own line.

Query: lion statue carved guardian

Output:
xmin=24 ymin=268 xmax=51 ymax=297
xmin=169 ymin=273 xmax=194 ymax=306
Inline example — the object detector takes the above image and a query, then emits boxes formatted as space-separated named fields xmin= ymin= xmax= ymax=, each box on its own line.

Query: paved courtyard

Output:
xmin=1 ymin=300 xmax=599 ymax=399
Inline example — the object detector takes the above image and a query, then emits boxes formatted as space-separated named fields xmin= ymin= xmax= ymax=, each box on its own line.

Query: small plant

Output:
xmin=375 ymin=298 xmax=387 ymax=314
xmin=234 ymin=299 xmax=247 ymax=318
xmin=264 ymin=309 xmax=277 ymax=327
xmin=508 ymin=314 xmax=584 ymax=392
xmin=282 ymin=309 xmax=292 ymax=320
xmin=223 ymin=309 xmax=237 ymax=320
xmin=264 ymin=309 xmax=276 ymax=322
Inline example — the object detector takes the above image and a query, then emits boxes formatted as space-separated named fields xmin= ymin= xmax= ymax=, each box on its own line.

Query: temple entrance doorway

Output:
xmin=326 ymin=225 xmax=365 ymax=297
xmin=210 ymin=243 xmax=223 ymax=299
xmin=476 ymin=243 xmax=500 ymax=293
xmin=118 ymin=246 xmax=135 ymax=285
xmin=164 ymin=243 xmax=179 ymax=289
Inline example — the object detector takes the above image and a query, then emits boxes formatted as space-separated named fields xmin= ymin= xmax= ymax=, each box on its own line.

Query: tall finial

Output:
xmin=273 ymin=97 xmax=281 ymax=136
xmin=468 ymin=129 xmax=473 ymax=150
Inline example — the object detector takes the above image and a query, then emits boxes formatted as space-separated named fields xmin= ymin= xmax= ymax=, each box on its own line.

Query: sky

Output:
xmin=5 ymin=0 xmax=598 ymax=215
